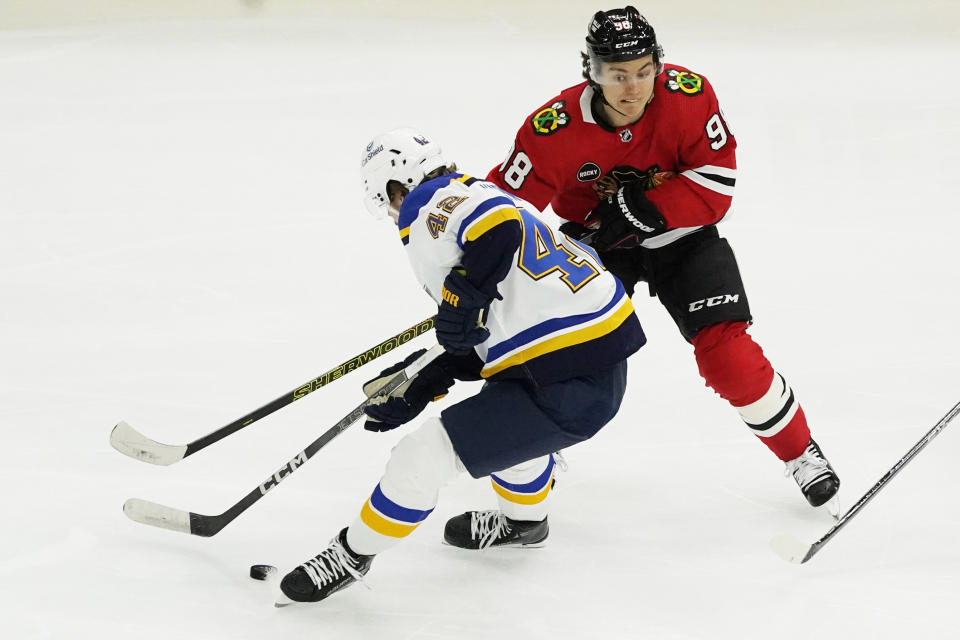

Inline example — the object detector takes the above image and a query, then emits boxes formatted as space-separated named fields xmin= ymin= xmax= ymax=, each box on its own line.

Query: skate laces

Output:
xmin=470 ymin=510 xmax=511 ymax=550
xmin=300 ymin=537 xmax=369 ymax=589
xmin=785 ymin=442 xmax=832 ymax=489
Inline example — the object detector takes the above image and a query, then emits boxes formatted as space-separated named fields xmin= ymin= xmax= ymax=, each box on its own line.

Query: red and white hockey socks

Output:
xmin=692 ymin=322 xmax=810 ymax=461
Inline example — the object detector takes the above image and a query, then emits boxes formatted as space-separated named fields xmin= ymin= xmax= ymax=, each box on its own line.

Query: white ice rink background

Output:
xmin=1 ymin=1 xmax=958 ymax=638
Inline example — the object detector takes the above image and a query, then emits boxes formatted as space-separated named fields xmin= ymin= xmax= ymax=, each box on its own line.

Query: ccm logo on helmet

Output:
xmin=689 ymin=294 xmax=740 ymax=312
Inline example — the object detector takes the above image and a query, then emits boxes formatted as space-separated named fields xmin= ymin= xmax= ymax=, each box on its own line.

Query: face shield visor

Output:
xmin=361 ymin=147 xmax=394 ymax=220
xmin=362 ymin=180 xmax=407 ymax=221
xmin=587 ymin=52 xmax=659 ymax=87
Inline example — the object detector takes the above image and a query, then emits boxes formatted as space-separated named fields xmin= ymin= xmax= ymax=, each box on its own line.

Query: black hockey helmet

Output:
xmin=584 ymin=6 xmax=663 ymax=73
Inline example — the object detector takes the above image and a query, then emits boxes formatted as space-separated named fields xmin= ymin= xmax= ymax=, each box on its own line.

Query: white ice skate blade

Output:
xmin=823 ymin=496 xmax=840 ymax=520
xmin=441 ymin=539 xmax=548 ymax=550
xmin=274 ymin=592 xmax=296 ymax=608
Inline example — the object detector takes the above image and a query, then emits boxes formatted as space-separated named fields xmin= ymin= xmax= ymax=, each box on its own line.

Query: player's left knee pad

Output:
xmin=380 ymin=417 xmax=465 ymax=508
xmin=348 ymin=418 xmax=466 ymax=555
xmin=693 ymin=322 xmax=809 ymax=460
xmin=692 ymin=321 xmax=773 ymax=406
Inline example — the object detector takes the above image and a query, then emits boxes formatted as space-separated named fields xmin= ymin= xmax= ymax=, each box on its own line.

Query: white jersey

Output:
xmin=397 ymin=173 xmax=644 ymax=384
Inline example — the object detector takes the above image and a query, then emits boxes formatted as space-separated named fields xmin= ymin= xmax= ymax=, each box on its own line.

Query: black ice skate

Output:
xmin=785 ymin=439 xmax=840 ymax=516
xmin=276 ymin=528 xmax=373 ymax=607
xmin=443 ymin=510 xmax=549 ymax=550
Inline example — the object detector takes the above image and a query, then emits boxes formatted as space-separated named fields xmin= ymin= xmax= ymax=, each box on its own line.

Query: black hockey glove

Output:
xmin=587 ymin=183 xmax=667 ymax=251
xmin=362 ymin=349 xmax=455 ymax=432
xmin=558 ymin=220 xmax=594 ymax=242
xmin=435 ymin=270 xmax=492 ymax=355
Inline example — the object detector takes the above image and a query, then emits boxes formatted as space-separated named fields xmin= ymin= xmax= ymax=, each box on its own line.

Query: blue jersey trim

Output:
xmin=485 ymin=277 xmax=627 ymax=362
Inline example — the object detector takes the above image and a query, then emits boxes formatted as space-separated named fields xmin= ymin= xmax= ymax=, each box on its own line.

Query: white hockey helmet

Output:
xmin=360 ymin=128 xmax=447 ymax=219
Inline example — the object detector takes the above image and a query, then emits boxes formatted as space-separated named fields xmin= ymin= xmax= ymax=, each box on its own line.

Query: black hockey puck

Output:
xmin=249 ymin=564 xmax=277 ymax=581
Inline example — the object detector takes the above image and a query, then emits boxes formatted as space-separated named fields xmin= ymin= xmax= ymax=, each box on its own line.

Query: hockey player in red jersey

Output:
xmin=486 ymin=6 xmax=841 ymax=512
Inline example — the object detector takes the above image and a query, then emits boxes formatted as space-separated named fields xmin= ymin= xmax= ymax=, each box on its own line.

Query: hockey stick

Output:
xmin=771 ymin=400 xmax=960 ymax=564
xmin=110 ymin=316 xmax=435 ymax=466
xmin=123 ymin=344 xmax=446 ymax=537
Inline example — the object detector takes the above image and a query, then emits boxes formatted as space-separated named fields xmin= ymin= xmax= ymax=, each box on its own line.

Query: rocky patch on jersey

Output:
xmin=577 ymin=162 xmax=602 ymax=182
xmin=530 ymin=101 xmax=570 ymax=136
xmin=592 ymin=165 xmax=675 ymax=200
xmin=664 ymin=69 xmax=703 ymax=96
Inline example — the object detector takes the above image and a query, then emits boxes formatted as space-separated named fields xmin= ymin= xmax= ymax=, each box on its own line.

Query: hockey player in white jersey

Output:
xmin=277 ymin=128 xmax=646 ymax=605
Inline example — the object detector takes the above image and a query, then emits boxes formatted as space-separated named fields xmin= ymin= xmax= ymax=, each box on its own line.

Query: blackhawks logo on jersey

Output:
xmin=530 ymin=101 xmax=570 ymax=136
xmin=592 ymin=165 xmax=676 ymax=200
xmin=664 ymin=69 xmax=703 ymax=96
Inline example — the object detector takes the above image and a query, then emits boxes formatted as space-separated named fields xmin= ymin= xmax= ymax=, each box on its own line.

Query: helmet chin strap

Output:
xmin=600 ymin=92 xmax=631 ymax=119
xmin=598 ymin=88 xmax=653 ymax=126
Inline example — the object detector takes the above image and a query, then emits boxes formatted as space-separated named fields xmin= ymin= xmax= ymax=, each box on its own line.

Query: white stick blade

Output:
xmin=770 ymin=533 xmax=813 ymax=564
xmin=123 ymin=498 xmax=192 ymax=534
xmin=110 ymin=421 xmax=187 ymax=466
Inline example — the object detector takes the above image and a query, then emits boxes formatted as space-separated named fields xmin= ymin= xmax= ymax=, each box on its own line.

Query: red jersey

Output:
xmin=487 ymin=64 xmax=736 ymax=249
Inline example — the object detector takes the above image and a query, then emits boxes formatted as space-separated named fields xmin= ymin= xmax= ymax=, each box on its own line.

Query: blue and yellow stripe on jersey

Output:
xmin=455 ymin=197 xmax=523 ymax=248
xmin=481 ymin=278 xmax=635 ymax=380
xmin=397 ymin=173 xmax=482 ymax=246
xmin=490 ymin=456 xmax=554 ymax=506
xmin=359 ymin=483 xmax=434 ymax=538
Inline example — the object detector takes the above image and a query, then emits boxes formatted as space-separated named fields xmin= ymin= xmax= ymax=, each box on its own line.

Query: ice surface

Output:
xmin=1 ymin=1 xmax=958 ymax=638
